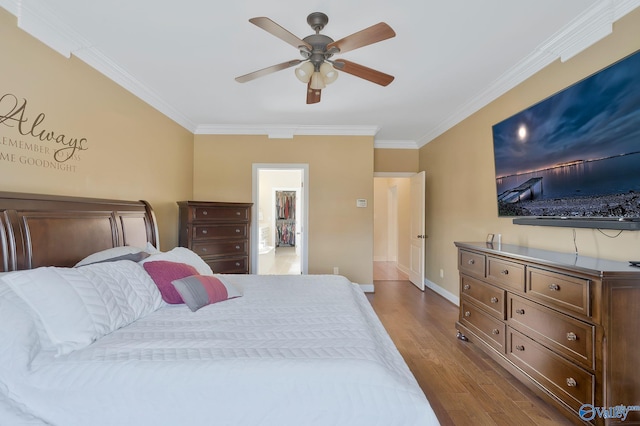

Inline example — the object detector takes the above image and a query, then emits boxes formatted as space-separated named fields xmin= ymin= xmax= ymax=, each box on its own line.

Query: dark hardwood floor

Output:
xmin=367 ymin=280 xmax=574 ymax=426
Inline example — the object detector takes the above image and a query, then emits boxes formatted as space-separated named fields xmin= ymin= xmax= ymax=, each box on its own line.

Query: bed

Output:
xmin=0 ymin=192 xmax=440 ymax=426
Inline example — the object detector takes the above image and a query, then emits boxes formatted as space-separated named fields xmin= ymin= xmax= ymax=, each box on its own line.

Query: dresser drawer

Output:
xmin=460 ymin=300 xmax=505 ymax=353
xmin=206 ymin=256 xmax=248 ymax=274
xmin=487 ymin=257 xmax=525 ymax=292
xmin=192 ymin=224 xmax=248 ymax=240
xmin=192 ymin=240 xmax=247 ymax=257
xmin=461 ymin=275 xmax=505 ymax=319
xmin=508 ymin=329 xmax=594 ymax=413
xmin=527 ymin=267 xmax=590 ymax=317
xmin=508 ymin=294 xmax=594 ymax=370
xmin=459 ymin=250 xmax=486 ymax=277
xmin=192 ymin=206 xmax=249 ymax=222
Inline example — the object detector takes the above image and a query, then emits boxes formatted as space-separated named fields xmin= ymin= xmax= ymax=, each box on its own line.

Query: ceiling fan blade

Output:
xmin=326 ymin=22 xmax=395 ymax=54
xmin=249 ymin=17 xmax=312 ymax=50
xmin=235 ymin=59 xmax=302 ymax=83
xmin=333 ymin=59 xmax=394 ymax=86
xmin=306 ymin=82 xmax=321 ymax=104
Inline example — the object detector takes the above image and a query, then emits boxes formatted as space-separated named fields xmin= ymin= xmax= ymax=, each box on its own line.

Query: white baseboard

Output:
xmin=424 ymin=278 xmax=459 ymax=306
xmin=359 ymin=283 xmax=375 ymax=293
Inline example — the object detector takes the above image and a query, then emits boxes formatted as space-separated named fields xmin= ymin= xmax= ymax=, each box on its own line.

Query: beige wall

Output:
xmin=193 ymin=134 xmax=374 ymax=284
xmin=374 ymin=148 xmax=418 ymax=173
xmin=419 ymin=8 xmax=640 ymax=298
xmin=0 ymin=9 xmax=194 ymax=249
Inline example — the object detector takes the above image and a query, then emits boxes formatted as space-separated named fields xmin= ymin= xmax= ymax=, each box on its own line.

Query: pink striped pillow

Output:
xmin=171 ymin=275 xmax=242 ymax=312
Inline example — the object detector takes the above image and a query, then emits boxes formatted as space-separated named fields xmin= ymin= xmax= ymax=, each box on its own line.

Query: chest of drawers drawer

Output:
xmin=527 ymin=267 xmax=590 ymax=317
xmin=459 ymin=250 xmax=486 ymax=277
xmin=487 ymin=256 xmax=525 ymax=292
xmin=206 ymin=256 xmax=248 ymax=274
xmin=192 ymin=224 xmax=248 ymax=240
xmin=192 ymin=206 xmax=249 ymax=221
xmin=192 ymin=240 xmax=247 ymax=257
xmin=507 ymin=329 xmax=594 ymax=413
xmin=461 ymin=274 xmax=505 ymax=319
xmin=460 ymin=300 xmax=505 ymax=353
xmin=508 ymin=293 xmax=594 ymax=369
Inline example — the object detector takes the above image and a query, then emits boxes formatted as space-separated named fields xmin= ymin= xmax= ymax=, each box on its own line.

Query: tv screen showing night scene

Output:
xmin=492 ymin=49 xmax=640 ymax=218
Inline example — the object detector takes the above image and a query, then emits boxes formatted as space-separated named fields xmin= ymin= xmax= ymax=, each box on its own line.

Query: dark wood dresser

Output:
xmin=178 ymin=201 xmax=252 ymax=274
xmin=455 ymin=242 xmax=640 ymax=425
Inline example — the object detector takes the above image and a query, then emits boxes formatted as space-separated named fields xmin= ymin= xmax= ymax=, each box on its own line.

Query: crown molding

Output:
xmin=373 ymin=140 xmax=418 ymax=149
xmin=416 ymin=0 xmax=640 ymax=148
xmin=195 ymin=124 xmax=379 ymax=138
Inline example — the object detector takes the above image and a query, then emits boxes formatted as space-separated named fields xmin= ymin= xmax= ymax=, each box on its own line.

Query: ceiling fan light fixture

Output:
xmin=295 ymin=61 xmax=315 ymax=83
xmin=319 ymin=62 xmax=338 ymax=84
xmin=310 ymin=72 xmax=326 ymax=90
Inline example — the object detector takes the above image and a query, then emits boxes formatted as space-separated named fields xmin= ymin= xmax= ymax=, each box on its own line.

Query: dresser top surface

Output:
xmin=455 ymin=241 xmax=640 ymax=277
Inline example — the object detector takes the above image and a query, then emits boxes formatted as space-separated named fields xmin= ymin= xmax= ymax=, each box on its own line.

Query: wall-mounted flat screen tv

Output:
xmin=492 ymin=49 xmax=640 ymax=220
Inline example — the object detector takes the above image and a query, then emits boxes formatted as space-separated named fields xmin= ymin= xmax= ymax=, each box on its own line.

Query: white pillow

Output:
xmin=74 ymin=242 xmax=160 ymax=267
xmin=3 ymin=261 xmax=163 ymax=356
xmin=0 ymin=284 xmax=43 ymax=374
xmin=139 ymin=247 xmax=213 ymax=275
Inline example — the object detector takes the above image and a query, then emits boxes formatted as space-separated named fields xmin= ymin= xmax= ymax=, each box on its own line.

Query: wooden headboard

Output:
xmin=0 ymin=192 xmax=159 ymax=272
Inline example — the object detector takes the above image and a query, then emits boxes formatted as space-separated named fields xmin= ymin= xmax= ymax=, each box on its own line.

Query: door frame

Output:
xmin=408 ymin=171 xmax=426 ymax=290
xmin=252 ymin=164 xmax=309 ymax=274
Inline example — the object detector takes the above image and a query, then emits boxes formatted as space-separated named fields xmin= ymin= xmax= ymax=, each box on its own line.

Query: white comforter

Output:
xmin=4 ymin=274 xmax=439 ymax=426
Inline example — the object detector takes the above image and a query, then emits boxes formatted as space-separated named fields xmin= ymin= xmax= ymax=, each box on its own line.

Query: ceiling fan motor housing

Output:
xmin=301 ymin=34 xmax=335 ymax=70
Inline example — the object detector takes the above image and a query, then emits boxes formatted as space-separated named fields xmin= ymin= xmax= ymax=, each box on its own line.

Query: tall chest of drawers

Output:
xmin=455 ymin=242 xmax=640 ymax=425
xmin=178 ymin=201 xmax=252 ymax=274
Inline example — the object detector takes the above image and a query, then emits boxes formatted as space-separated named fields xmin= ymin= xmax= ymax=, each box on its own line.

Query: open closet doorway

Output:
xmin=252 ymin=164 xmax=309 ymax=275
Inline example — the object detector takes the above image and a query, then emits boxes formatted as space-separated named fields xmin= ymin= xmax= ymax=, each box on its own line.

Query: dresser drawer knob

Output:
xmin=202 ymin=229 xmax=208 ymax=234
xmin=566 ymin=378 xmax=577 ymax=387
xmin=500 ymin=269 xmax=509 ymax=275
xmin=235 ymin=211 xmax=241 ymax=216
xmin=235 ymin=262 xmax=241 ymax=266
xmin=567 ymin=332 xmax=577 ymax=341
xmin=515 ymin=308 xmax=525 ymax=315
xmin=515 ymin=345 xmax=525 ymax=351
xmin=201 ymin=248 xmax=207 ymax=252
xmin=464 ymin=311 xmax=471 ymax=317
xmin=463 ymin=284 xmax=471 ymax=290
xmin=492 ymin=329 xmax=500 ymax=335
xmin=490 ymin=297 xmax=499 ymax=304
xmin=468 ymin=259 xmax=475 ymax=265
xmin=235 ymin=228 xmax=241 ymax=233
xmin=548 ymin=283 xmax=560 ymax=291
xmin=235 ymin=245 xmax=240 ymax=250
xmin=202 ymin=210 xmax=208 ymax=215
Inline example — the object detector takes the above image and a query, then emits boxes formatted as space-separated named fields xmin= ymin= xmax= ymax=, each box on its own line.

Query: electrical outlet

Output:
xmin=439 ymin=269 xmax=444 ymax=278
xmin=333 ymin=267 xmax=339 ymax=275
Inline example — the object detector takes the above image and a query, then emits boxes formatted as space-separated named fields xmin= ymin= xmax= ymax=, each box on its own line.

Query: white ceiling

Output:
xmin=2 ymin=0 xmax=639 ymax=147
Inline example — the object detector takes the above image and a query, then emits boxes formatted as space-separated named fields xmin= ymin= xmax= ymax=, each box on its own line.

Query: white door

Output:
xmin=409 ymin=171 xmax=426 ymax=290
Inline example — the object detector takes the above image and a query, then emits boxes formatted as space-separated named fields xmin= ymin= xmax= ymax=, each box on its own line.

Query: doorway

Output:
xmin=252 ymin=164 xmax=309 ymax=275
xmin=373 ymin=172 xmax=425 ymax=288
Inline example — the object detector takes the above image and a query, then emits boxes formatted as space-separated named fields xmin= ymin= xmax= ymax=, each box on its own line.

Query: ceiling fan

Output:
xmin=235 ymin=12 xmax=396 ymax=104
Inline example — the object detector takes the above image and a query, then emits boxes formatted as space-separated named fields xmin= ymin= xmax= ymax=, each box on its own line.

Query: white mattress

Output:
xmin=7 ymin=274 xmax=439 ymax=426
